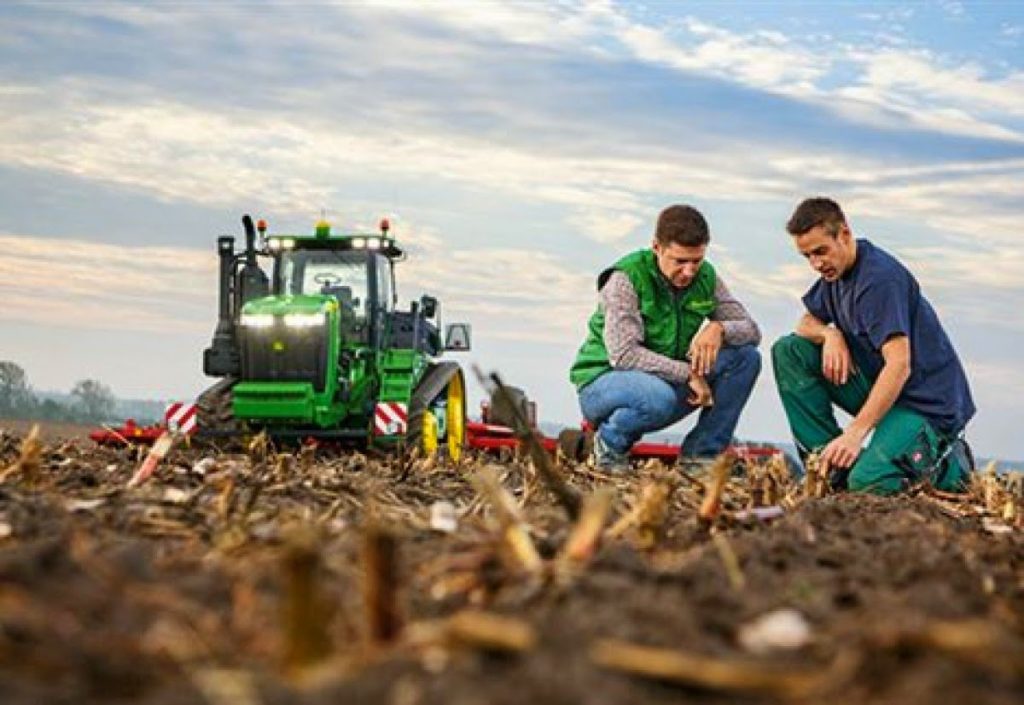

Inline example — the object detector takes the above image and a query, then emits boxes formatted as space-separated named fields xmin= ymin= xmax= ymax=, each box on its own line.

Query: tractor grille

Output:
xmin=239 ymin=323 xmax=329 ymax=392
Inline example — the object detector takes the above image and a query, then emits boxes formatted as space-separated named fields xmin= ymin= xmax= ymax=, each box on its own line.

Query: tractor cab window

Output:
xmin=278 ymin=250 xmax=369 ymax=318
xmin=375 ymin=254 xmax=394 ymax=312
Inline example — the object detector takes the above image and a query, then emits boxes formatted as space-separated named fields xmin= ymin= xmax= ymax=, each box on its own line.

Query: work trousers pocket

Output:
xmin=893 ymin=427 xmax=940 ymax=488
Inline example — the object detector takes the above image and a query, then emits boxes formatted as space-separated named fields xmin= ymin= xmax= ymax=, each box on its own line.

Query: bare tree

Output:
xmin=70 ymin=379 xmax=116 ymax=423
xmin=0 ymin=361 xmax=36 ymax=416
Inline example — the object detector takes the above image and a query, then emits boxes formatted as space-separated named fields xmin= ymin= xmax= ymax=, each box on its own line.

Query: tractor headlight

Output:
xmin=268 ymin=238 xmax=282 ymax=251
xmin=351 ymin=237 xmax=366 ymax=249
xmin=240 ymin=314 xmax=274 ymax=328
xmin=283 ymin=312 xmax=326 ymax=328
xmin=282 ymin=238 xmax=296 ymax=250
xmin=366 ymin=237 xmax=380 ymax=250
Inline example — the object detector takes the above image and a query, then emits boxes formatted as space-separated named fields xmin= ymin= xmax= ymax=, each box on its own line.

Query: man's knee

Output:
xmin=632 ymin=375 xmax=683 ymax=429
xmin=848 ymin=461 xmax=904 ymax=495
xmin=595 ymin=370 xmax=679 ymax=427
xmin=771 ymin=334 xmax=819 ymax=392
xmin=771 ymin=334 xmax=814 ymax=365
xmin=728 ymin=344 xmax=762 ymax=378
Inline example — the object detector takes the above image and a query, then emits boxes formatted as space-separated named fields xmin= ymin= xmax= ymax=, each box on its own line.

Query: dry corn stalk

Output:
xmin=875 ymin=619 xmax=1024 ymax=678
xmin=747 ymin=463 xmax=765 ymax=508
xmin=559 ymin=488 xmax=614 ymax=567
xmin=635 ymin=477 xmax=676 ymax=548
xmin=445 ymin=610 xmax=537 ymax=653
xmin=767 ymin=453 xmax=791 ymax=485
xmin=698 ymin=455 xmax=733 ymax=525
xmin=127 ymin=431 xmax=178 ymax=488
xmin=248 ymin=431 xmax=270 ymax=463
xmin=215 ymin=475 xmax=237 ymax=521
xmin=282 ymin=527 xmax=333 ymax=669
xmin=362 ymin=521 xmax=402 ymax=645
xmin=590 ymin=639 xmax=856 ymax=698
xmin=757 ymin=456 xmax=788 ymax=506
xmin=712 ymin=532 xmax=746 ymax=591
xmin=0 ymin=424 xmax=42 ymax=484
xmin=608 ymin=476 xmax=676 ymax=550
xmin=475 ymin=367 xmax=582 ymax=520
xmin=802 ymin=452 xmax=830 ymax=498
xmin=470 ymin=467 xmax=543 ymax=574
xmin=1004 ymin=472 xmax=1023 ymax=528
xmin=298 ymin=442 xmax=317 ymax=471
xmin=980 ymin=462 xmax=1002 ymax=514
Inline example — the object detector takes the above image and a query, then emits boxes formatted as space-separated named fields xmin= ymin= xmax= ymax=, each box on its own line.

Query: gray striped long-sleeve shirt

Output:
xmin=600 ymin=271 xmax=760 ymax=384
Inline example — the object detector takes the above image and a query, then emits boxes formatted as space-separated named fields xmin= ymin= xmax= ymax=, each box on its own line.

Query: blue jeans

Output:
xmin=578 ymin=345 xmax=761 ymax=457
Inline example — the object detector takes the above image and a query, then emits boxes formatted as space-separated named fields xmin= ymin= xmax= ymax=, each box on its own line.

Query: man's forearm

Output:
xmin=795 ymin=313 xmax=832 ymax=344
xmin=711 ymin=277 xmax=761 ymax=346
xmin=848 ymin=361 xmax=909 ymax=438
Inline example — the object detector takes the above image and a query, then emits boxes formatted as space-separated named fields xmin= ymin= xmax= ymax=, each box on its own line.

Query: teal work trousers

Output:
xmin=771 ymin=334 xmax=969 ymax=495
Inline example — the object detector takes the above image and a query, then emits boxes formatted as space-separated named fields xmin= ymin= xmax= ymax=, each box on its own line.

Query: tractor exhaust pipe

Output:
xmin=237 ymin=214 xmax=269 ymax=306
xmin=242 ymin=214 xmax=258 ymax=268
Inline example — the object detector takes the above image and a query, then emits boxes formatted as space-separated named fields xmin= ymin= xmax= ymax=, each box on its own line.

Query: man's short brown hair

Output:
xmin=786 ymin=197 xmax=846 ymax=237
xmin=655 ymin=205 xmax=709 ymax=247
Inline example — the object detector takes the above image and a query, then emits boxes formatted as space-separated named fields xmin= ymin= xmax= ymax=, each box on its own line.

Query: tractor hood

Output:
xmin=240 ymin=294 xmax=337 ymax=316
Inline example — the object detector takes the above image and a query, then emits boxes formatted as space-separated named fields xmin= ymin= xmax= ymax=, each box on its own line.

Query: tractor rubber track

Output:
xmin=195 ymin=377 xmax=240 ymax=436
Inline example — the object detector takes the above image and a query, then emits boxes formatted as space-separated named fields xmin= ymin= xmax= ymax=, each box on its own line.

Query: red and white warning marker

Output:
xmin=373 ymin=402 xmax=408 ymax=436
xmin=164 ymin=402 xmax=198 ymax=435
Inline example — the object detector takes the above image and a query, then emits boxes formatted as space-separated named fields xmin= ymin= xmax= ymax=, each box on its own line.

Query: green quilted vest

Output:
xmin=569 ymin=249 xmax=717 ymax=390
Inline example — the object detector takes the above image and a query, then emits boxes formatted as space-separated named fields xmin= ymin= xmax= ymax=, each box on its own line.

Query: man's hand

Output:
xmin=689 ymin=321 xmax=724 ymax=377
xmin=822 ymin=328 xmax=853 ymax=386
xmin=820 ymin=427 xmax=867 ymax=473
xmin=687 ymin=373 xmax=713 ymax=408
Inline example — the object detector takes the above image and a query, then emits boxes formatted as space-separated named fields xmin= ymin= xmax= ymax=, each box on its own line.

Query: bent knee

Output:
xmin=848 ymin=464 xmax=904 ymax=496
xmin=771 ymin=334 xmax=813 ymax=362
xmin=733 ymin=344 xmax=762 ymax=372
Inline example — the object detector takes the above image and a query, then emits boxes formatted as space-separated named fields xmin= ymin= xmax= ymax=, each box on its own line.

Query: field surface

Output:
xmin=0 ymin=422 xmax=1021 ymax=705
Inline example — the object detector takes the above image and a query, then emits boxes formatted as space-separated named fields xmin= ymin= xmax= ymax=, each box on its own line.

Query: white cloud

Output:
xmin=615 ymin=16 xmax=826 ymax=93
xmin=565 ymin=209 xmax=645 ymax=244
xmin=0 ymin=230 xmax=594 ymax=346
xmin=0 ymin=233 xmax=215 ymax=333
xmin=848 ymin=48 xmax=1024 ymax=118
xmin=2 ymin=69 xmax=1020 ymax=302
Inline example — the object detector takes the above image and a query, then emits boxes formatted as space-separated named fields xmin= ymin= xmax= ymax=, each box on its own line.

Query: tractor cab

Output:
xmin=263 ymin=221 xmax=439 ymax=353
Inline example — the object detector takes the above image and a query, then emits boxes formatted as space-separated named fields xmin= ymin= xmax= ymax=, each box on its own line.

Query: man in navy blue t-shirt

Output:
xmin=772 ymin=197 xmax=975 ymax=494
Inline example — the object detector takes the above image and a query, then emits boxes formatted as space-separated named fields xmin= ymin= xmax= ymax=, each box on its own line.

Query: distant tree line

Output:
xmin=0 ymin=361 xmax=116 ymax=424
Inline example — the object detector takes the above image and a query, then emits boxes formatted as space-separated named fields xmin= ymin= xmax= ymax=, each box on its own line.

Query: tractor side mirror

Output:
xmin=420 ymin=295 xmax=438 ymax=319
xmin=444 ymin=323 xmax=471 ymax=351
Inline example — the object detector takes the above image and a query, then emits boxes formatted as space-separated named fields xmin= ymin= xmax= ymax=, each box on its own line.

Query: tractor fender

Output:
xmin=410 ymin=362 xmax=462 ymax=411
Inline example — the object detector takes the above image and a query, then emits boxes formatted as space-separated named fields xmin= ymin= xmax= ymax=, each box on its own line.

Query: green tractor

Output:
xmin=199 ymin=214 xmax=471 ymax=459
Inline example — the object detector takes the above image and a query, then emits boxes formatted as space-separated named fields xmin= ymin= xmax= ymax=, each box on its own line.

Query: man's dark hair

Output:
xmin=655 ymin=205 xmax=709 ymax=246
xmin=786 ymin=197 xmax=847 ymax=237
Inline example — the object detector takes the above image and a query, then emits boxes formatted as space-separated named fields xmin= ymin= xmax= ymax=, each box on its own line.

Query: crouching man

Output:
xmin=569 ymin=204 xmax=761 ymax=472
xmin=773 ymin=197 xmax=975 ymax=494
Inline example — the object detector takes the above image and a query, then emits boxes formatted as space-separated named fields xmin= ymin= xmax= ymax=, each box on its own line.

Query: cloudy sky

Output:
xmin=1 ymin=1 xmax=1022 ymax=457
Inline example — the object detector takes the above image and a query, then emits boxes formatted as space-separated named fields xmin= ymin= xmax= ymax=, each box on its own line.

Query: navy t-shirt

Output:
xmin=802 ymin=239 xmax=975 ymax=433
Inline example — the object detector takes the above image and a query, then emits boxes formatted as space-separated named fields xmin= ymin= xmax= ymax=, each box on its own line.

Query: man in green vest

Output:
xmin=569 ymin=205 xmax=762 ymax=471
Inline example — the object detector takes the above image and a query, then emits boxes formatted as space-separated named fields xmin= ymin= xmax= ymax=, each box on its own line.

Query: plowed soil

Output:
xmin=0 ymin=421 xmax=1021 ymax=705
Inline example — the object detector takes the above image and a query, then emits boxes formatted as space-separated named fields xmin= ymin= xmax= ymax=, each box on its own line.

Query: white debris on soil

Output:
xmin=737 ymin=608 xmax=812 ymax=654
xmin=429 ymin=501 xmax=459 ymax=533
xmin=65 ymin=498 xmax=107 ymax=512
